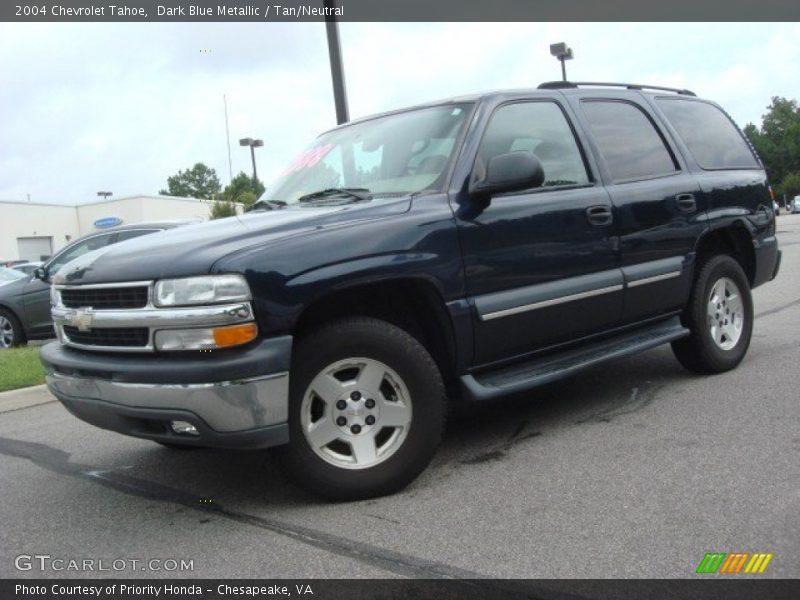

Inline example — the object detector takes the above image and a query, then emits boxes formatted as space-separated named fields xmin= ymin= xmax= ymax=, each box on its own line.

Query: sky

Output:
xmin=1 ymin=22 xmax=799 ymax=205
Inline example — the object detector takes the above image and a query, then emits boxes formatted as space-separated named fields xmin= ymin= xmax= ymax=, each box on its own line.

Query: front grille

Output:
xmin=61 ymin=287 xmax=148 ymax=309
xmin=63 ymin=326 xmax=149 ymax=347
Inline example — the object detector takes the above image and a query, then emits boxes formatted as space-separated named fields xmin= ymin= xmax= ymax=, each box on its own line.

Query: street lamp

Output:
xmin=239 ymin=138 xmax=264 ymax=185
xmin=97 ymin=191 xmax=112 ymax=201
xmin=549 ymin=42 xmax=574 ymax=82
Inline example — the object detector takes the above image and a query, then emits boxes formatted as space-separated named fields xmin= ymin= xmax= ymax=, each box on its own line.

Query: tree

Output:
xmin=160 ymin=163 xmax=221 ymax=200
xmin=779 ymin=172 xmax=800 ymax=199
xmin=744 ymin=97 xmax=800 ymax=190
xmin=210 ymin=200 xmax=238 ymax=220
xmin=219 ymin=171 xmax=264 ymax=208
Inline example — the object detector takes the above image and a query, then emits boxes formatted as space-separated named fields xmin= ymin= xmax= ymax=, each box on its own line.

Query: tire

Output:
xmin=0 ymin=308 xmax=25 ymax=349
xmin=277 ymin=317 xmax=446 ymax=501
xmin=671 ymin=254 xmax=753 ymax=374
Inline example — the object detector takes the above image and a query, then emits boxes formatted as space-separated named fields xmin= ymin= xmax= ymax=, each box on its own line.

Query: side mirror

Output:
xmin=33 ymin=267 xmax=48 ymax=281
xmin=470 ymin=151 xmax=545 ymax=197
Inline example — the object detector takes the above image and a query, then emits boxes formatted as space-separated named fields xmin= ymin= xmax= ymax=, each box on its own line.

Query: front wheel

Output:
xmin=0 ymin=309 xmax=25 ymax=349
xmin=277 ymin=317 xmax=446 ymax=501
xmin=671 ymin=254 xmax=753 ymax=374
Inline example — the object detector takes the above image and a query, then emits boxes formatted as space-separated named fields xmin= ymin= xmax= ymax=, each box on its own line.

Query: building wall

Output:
xmin=1 ymin=195 xmax=240 ymax=262
xmin=0 ymin=201 xmax=79 ymax=260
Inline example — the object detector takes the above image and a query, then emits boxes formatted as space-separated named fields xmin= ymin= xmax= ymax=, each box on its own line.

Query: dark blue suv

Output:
xmin=41 ymin=82 xmax=781 ymax=500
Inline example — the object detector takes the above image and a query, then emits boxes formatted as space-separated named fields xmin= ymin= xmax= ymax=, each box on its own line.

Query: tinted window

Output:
xmin=477 ymin=102 xmax=589 ymax=187
xmin=47 ymin=233 xmax=115 ymax=274
xmin=656 ymin=98 xmax=759 ymax=169
xmin=115 ymin=229 xmax=160 ymax=242
xmin=582 ymin=100 xmax=677 ymax=182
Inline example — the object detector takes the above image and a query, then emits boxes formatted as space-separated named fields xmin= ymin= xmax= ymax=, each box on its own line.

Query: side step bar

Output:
xmin=461 ymin=317 xmax=689 ymax=402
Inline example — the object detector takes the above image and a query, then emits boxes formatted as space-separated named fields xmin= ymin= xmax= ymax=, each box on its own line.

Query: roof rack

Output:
xmin=537 ymin=81 xmax=696 ymax=97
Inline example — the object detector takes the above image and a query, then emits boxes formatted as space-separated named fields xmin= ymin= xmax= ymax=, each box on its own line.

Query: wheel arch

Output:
xmin=291 ymin=276 xmax=461 ymax=395
xmin=694 ymin=220 xmax=756 ymax=287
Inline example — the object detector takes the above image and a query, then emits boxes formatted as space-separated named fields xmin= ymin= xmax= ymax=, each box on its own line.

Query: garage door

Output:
xmin=17 ymin=236 xmax=53 ymax=261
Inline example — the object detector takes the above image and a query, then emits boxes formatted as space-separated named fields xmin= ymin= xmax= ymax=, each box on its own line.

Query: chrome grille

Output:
xmin=61 ymin=287 xmax=148 ymax=309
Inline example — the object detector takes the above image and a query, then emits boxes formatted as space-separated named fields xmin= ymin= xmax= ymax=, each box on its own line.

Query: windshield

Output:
xmin=0 ymin=267 xmax=27 ymax=283
xmin=266 ymin=103 xmax=472 ymax=204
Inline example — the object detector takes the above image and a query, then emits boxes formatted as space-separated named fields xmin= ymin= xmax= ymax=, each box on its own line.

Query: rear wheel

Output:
xmin=0 ymin=309 xmax=25 ymax=349
xmin=277 ymin=317 xmax=446 ymax=501
xmin=671 ymin=254 xmax=753 ymax=374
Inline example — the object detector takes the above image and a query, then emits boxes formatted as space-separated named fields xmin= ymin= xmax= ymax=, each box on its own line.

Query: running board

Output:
xmin=461 ymin=317 xmax=689 ymax=402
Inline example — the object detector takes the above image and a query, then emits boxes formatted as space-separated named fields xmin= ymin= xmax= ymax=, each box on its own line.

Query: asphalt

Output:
xmin=1 ymin=215 xmax=798 ymax=580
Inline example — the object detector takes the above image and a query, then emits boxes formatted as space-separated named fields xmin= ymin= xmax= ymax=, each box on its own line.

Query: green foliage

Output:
xmin=745 ymin=97 xmax=800 ymax=194
xmin=779 ymin=172 xmax=800 ymax=199
xmin=0 ymin=347 xmax=45 ymax=392
xmin=160 ymin=163 xmax=222 ymax=200
xmin=210 ymin=200 xmax=238 ymax=220
xmin=220 ymin=172 xmax=264 ymax=208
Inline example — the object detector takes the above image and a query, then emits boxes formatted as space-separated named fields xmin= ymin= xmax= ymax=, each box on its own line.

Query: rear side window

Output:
xmin=656 ymin=98 xmax=759 ymax=169
xmin=582 ymin=100 xmax=678 ymax=182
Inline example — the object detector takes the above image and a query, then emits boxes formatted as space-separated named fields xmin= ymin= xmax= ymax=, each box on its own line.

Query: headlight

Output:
xmin=154 ymin=323 xmax=258 ymax=351
xmin=154 ymin=274 xmax=251 ymax=307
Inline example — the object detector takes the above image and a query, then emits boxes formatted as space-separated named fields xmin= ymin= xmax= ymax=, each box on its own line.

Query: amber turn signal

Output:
xmin=212 ymin=323 xmax=258 ymax=348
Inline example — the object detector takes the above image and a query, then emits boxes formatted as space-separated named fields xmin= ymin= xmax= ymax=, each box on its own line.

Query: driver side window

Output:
xmin=477 ymin=101 xmax=589 ymax=188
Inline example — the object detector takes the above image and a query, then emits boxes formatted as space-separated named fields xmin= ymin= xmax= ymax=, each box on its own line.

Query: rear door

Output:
xmin=574 ymin=96 xmax=705 ymax=324
xmin=453 ymin=98 xmax=622 ymax=366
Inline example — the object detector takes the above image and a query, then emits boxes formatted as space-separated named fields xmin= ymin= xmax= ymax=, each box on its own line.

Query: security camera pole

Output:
xmin=323 ymin=0 xmax=349 ymax=124
xmin=549 ymin=42 xmax=574 ymax=82
xmin=239 ymin=138 xmax=264 ymax=185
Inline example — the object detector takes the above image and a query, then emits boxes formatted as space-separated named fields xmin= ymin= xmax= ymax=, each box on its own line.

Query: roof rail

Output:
xmin=537 ymin=81 xmax=696 ymax=97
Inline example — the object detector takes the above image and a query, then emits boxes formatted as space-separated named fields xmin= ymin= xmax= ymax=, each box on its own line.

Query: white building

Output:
xmin=0 ymin=195 xmax=237 ymax=262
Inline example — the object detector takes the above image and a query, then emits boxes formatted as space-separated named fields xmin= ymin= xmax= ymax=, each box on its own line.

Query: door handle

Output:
xmin=676 ymin=193 xmax=696 ymax=213
xmin=586 ymin=205 xmax=613 ymax=226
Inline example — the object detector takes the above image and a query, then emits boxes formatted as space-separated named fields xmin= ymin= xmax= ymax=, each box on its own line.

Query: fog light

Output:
xmin=170 ymin=421 xmax=199 ymax=436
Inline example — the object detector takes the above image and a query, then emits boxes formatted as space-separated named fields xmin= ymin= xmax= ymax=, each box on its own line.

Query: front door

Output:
xmin=453 ymin=100 xmax=622 ymax=366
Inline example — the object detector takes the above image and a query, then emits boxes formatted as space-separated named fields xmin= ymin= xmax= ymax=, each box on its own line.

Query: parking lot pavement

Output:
xmin=1 ymin=216 xmax=798 ymax=580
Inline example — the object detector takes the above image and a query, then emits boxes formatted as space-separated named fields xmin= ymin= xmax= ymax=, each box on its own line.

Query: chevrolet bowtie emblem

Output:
xmin=69 ymin=308 xmax=94 ymax=332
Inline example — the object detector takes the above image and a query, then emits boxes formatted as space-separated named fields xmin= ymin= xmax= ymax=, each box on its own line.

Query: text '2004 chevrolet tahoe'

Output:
xmin=41 ymin=82 xmax=781 ymax=500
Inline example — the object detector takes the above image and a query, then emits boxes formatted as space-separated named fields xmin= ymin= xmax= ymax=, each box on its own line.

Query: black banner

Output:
xmin=4 ymin=579 xmax=800 ymax=600
xmin=2 ymin=0 xmax=800 ymax=22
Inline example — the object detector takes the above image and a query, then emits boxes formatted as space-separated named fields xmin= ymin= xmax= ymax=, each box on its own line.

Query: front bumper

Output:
xmin=40 ymin=336 xmax=292 ymax=449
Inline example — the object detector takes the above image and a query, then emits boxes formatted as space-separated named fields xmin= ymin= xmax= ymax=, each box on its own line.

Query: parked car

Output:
xmin=793 ymin=196 xmax=800 ymax=214
xmin=0 ymin=221 xmax=195 ymax=349
xmin=0 ymin=267 xmax=27 ymax=285
xmin=41 ymin=82 xmax=781 ymax=500
xmin=11 ymin=261 xmax=43 ymax=275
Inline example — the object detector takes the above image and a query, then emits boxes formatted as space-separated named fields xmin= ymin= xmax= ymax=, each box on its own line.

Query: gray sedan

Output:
xmin=0 ymin=220 xmax=196 ymax=349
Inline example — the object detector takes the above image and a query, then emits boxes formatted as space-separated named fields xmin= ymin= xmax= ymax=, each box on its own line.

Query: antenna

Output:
xmin=223 ymin=94 xmax=233 ymax=181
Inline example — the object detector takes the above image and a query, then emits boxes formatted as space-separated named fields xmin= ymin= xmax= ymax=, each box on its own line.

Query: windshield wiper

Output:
xmin=247 ymin=199 xmax=287 ymax=212
xmin=297 ymin=188 xmax=372 ymax=204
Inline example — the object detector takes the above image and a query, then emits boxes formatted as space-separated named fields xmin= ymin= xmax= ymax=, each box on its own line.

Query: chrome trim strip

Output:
xmin=53 ymin=302 xmax=253 ymax=329
xmin=45 ymin=371 xmax=289 ymax=432
xmin=481 ymin=284 xmax=624 ymax=321
xmin=627 ymin=270 xmax=682 ymax=288
xmin=55 ymin=280 xmax=153 ymax=291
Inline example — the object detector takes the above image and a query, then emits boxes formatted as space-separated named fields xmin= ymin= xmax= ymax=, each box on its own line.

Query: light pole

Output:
xmin=549 ymin=42 xmax=574 ymax=82
xmin=97 ymin=191 xmax=112 ymax=201
xmin=239 ymin=138 xmax=263 ymax=185
xmin=323 ymin=0 xmax=349 ymax=124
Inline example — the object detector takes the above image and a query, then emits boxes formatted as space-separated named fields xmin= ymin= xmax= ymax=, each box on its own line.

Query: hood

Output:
xmin=54 ymin=199 xmax=410 ymax=285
